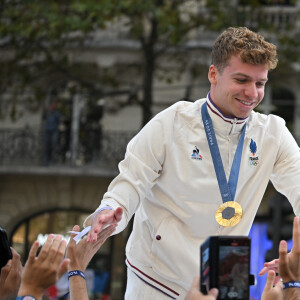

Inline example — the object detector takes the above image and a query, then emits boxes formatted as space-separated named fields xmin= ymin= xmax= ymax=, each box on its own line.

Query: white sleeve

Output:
xmin=270 ymin=124 xmax=300 ymax=216
xmin=83 ymin=111 xmax=170 ymax=234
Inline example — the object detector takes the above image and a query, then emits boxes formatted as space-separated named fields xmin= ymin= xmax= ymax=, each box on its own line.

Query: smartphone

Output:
xmin=200 ymin=236 xmax=251 ymax=300
xmin=0 ymin=227 xmax=12 ymax=272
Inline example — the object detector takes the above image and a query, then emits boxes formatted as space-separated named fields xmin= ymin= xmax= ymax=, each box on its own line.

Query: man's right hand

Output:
xmin=87 ymin=207 xmax=123 ymax=243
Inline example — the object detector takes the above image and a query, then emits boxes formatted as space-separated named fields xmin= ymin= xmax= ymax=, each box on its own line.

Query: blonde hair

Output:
xmin=212 ymin=27 xmax=278 ymax=72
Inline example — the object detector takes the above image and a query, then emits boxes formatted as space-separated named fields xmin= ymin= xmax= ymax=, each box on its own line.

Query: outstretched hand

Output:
xmin=87 ymin=207 xmax=123 ymax=243
xmin=67 ymin=224 xmax=116 ymax=272
xmin=278 ymin=216 xmax=300 ymax=283
xmin=259 ymin=217 xmax=300 ymax=282
xmin=18 ymin=234 xmax=69 ymax=299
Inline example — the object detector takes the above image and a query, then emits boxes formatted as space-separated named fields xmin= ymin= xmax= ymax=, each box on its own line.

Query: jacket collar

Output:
xmin=206 ymin=93 xmax=248 ymax=135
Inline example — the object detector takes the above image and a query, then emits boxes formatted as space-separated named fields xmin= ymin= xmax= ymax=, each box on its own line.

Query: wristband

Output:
xmin=16 ymin=296 xmax=37 ymax=300
xmin=68 ymin=270 xmax=86 ymax=280
xmin=283 ymin=281 xmax=300 ymax=289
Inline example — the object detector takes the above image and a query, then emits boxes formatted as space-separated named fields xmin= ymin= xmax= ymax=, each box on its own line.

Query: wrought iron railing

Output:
xmin=0 ymin=128 xmax=136 ymax=169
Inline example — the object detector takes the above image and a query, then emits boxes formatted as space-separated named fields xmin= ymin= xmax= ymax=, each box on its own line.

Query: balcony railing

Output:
xmin=0 ymin=128 xmax=136 ymax=170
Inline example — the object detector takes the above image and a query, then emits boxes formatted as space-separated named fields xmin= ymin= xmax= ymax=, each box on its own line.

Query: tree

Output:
xmin=0 ymin=0 xmax=119 ymax=119
xmin=0 ymin=0 xmax=205 ymax=126
xmin=1 ymin=0 xmax=299 ymax=125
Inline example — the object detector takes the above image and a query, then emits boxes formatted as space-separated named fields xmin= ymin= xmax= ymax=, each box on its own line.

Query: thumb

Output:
xmin=58 ymin=259 xmax=70 ymax=279
xmin=191 ymin=276 xmax=200 ymax=290
xmin=208 ymin=288 xmax=219 ymax=298
xmin=70 ymin=225 xmax=80 ymax=238
xmin=114 ymin=207 xmax=123 ymax=222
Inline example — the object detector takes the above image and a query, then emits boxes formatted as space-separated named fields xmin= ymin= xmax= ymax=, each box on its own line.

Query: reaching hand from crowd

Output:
xmin=185 ymin=276 xmax=218 ymax=300
xmin=17 ymin=234 xmax=69 ymax=300
xmin=0 ymin=247 xmax=22 ymax=300
xmin=278 ymin=217 xmax=300 ymax=300
xmin=66 ymin=224 xmax=116 ymax=300
xmin=86 ymin=207 xmax=123 ymax=243
xmin=67 ymin=224 xmax=116 ymax=272
xmin=261 ymin=270 xmax=283 ymax=300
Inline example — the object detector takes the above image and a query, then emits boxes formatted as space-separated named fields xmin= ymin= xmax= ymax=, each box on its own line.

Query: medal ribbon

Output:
xmin=201 ymin=102 xmax=246 ymax=203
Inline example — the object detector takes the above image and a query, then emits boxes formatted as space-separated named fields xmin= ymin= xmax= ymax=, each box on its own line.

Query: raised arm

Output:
xmin=0 ymin=248 xmax=22 ymax=300
xmin=279 ymin=216 xmax=300 ymax=300
xmin=67 ymin=224 xmax=116 ymax=300
xmin=17 ymin=235 xmax=69 ymax=300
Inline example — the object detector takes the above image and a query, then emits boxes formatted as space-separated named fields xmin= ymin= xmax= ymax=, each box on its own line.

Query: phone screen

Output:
xmin=218 ymin=244 xmax=250 ymax=299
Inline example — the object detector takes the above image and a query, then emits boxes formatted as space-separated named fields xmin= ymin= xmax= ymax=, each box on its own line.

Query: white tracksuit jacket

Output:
xmin=84 ymin=95 xmax=300 ymax=298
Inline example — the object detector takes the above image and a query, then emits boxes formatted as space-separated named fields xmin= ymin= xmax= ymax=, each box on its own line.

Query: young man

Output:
xmin=83 ymin=27 xmax=300 ymax=299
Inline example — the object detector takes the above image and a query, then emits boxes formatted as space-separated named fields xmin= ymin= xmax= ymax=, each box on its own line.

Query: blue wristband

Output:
xmin=283 ymin=281 xmax=300 ymax=289
xmin=16 ymin=297 xmax=37 ymax=300
xmin=68 ymin=270 xmax=85 ymax=280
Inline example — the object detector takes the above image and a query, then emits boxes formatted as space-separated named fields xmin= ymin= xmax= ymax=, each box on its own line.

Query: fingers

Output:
xmin=10 ymin=247 xmax=20 ymax=266
xmin=37 ymin=234 xmax=54 ymax=261
xmin=191 ymin=276 xmax=200 ymax=290
xmin=264 ymin=270 xmax=276 ymax=290
xmin=9 ymin=248 xmax=22 ymax=279
xmin=52 ymin=238 xmax=67 ymax=266
xmin=96 ymin=224 xmax=117 ymax=245
xmin=70 ymin=225 xmax=80 ymax=237
xmin=264 ymin=259 xmax=279 ymax=267
xmin=0 ymin=260 xmax=11 ymax=284
xmin=27 ymin=240 xmax=40 ymax=264
xmin=279 ymin=240 xmax=289 ymax=279
xmin=208 ymin=288 xmax=219 ymax=298
xmin=259 ymin=266 xmax=269 ymax=276
xmin=292 ymin=217 xmax=300 ymax=253
xmin=87 ymin=210 xmax=116 ymax=243
xmin=259 ymin=259 xmax=279 ymax=276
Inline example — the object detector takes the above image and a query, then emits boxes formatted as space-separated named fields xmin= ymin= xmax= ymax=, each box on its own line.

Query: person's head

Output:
xmin=209 ymin=27 xmax=278 ymax=119
xmin=211 ymin=27 xmax=278 ymax=74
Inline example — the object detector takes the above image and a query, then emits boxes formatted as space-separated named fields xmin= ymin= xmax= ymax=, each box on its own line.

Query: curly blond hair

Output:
xmin=212 ymin=27 xmax=278 ymax=72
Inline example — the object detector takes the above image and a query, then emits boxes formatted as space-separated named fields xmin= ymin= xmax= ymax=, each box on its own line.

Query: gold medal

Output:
xmin=215 ymin=201 xmax=243 ymax=227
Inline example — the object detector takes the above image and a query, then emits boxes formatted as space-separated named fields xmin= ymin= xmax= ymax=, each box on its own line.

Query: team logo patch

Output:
xmin=191 ymin=146 xmax=202 ymax=160
xmin=249 ymin=139 xmax=259 ymax=167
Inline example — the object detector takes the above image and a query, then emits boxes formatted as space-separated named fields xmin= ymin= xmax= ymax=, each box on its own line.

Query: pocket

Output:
xmin=150 ymin=216 xmax=198 ymax=283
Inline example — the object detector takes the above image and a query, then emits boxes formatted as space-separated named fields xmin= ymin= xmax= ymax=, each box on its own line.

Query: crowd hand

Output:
xmin=276 ymin=216 xmax=300 ymax=300
xmin=185 ymin=277 xmax=218 ymax=300
xmin=67 ymin=224 xmax=117 ymax=272
xmin=18 ymin=234 xmax=69 ymax=300
xmin=259 ymin=258 xmax=279 ymax=276
xmin=0 ymin=248 xmax=22 ymax=300
xmin=261 ymin=270 xmax=283 ymax=300
xmin=87 ymin=207 xmax=123 ymax=243
xmin=278 ymin=217 xmax=300 ymax=282
xmin=259 ymin=258 xmax=282 ymax=285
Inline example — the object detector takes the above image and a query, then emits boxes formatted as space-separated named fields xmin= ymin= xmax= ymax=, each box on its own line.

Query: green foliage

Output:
xmin=1 ymin=0 xmax=299 ymax=123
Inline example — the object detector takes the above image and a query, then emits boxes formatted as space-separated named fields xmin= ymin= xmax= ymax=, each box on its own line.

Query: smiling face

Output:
xmin=208 ymin=55 xmax=268 ymax=119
